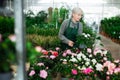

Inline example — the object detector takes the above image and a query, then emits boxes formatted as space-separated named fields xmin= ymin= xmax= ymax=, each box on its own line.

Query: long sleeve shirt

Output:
xmin=58 ymin=19 xmax=83 ymax=44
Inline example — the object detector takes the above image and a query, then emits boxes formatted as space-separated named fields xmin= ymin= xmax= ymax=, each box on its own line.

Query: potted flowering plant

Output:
xmin=0 ymin=34 xmax=16 ymax=80
xmin=28 ymin=47 xmax=64 ymax=80
xmin=76 ymin=32 xmax=96 ymax=48
xmin=63 ymin=46 xmax=120 ymax=80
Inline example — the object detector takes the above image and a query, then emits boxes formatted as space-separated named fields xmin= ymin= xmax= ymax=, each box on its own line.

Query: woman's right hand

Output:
xmin=68 ymin=40 xmax=74 ymax=47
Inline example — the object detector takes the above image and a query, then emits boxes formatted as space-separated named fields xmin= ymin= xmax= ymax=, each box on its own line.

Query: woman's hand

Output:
xmin=68 ymin=40 xmax=74 ymax=47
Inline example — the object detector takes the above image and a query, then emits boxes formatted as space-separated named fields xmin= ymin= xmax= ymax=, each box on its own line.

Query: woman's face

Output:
xmin=72 ymin=12 xmax=83 ymax=22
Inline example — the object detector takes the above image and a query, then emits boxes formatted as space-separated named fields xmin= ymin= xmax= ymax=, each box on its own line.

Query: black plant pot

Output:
xmin=0 ymin=72 xmax=13 ymax=80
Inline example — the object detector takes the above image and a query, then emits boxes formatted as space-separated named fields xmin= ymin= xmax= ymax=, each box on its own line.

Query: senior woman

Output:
xmin=58 ymin=7 xmax=83 ymax=50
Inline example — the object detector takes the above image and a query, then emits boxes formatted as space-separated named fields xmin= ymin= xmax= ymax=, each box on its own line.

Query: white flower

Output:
xmin=62 ymin=59 xmax=67 ymax=62
xmin=103 ymin=57 xmax=107 ymax=61
xmin=81 ymin=66 xmax=86 ymax=70
xmin=60 ymin=59 xmax=67 ymax=62
xmin=85 ymin=62 xmax=90 ymax=66
xmin=77 ymin=57 xmax=81 ymax=61
xmin=37 ymin=63 xmax=44 ymax=66
xmin=84 ymin=35 xmax=88 ymax=38
xmin=84 ymin=58 xmax=90 ymax=62
xmin=89 ymin=54 xmax=92 ymax=57
xmin=95 ymin=63 xmax=103 ymax=71
xmin=78 ymin=66 xmax=81 ymax=70
xmin=102 ymin=50 xmax=108 ymax=55
xmin=87 ymin=34 xmax=90 ymax=37
xmin=77 ymin=53 xmax=82 ymax=58
xmin=82 ymin=33 xmax=86 ymax=36
xmin=89 ymin=66 xmax=93 ymax=69
xmin=81 ymin=54 xmax=86 ymax=59
xmin=114 ymin=60 xmax=120 ymax=63
xmin=70 ymin=57 xmax=77 ymax=62
xmin=92 ymin=59 xmax=97 ymax=65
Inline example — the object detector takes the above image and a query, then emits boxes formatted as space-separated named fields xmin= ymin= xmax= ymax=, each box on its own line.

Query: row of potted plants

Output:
xmin=25 ymin=6 xmax=69 ymax=28
xmin=100 ymin=16 xmax=120 ymax=44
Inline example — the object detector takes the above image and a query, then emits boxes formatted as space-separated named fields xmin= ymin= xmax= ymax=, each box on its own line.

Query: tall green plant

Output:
xmin=48 ymin=7 xmax=53 ymax=23
xmin=52 ymin=8 xmax=58 ymax=29
xmin=0 ymin=16 xmax=14 ymax=36
xmin=59 ymin=6 xmax=69 ymax=21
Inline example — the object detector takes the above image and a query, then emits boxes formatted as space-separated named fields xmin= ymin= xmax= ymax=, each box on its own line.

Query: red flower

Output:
xmin=53 ymin=51 xmax=58 ymax=57
xmin=52 ymin=51 xmax=58 ymax=57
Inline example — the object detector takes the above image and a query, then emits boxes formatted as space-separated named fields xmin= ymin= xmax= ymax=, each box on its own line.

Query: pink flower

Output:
xmin=8 ymin=35 xmax=16 ymax=42
xmin=103 ymin=61 xmax=111 ymax=67
xmin=39 ymin=70 xmax=48 ymax=79
xmin=71 ymin=53 xmax=77 ymax=56
xmin=29 ymin=70 xmax=35 ymax=76
xmin=50 ymin=55 xmax=56 ymax=59
xmin=108 ymin=63 xmax=116 ymax=73
xmin=82 ymin=68 xmax=93 ymax=74
xmin=94 ymin=74 xmax=97 ymax=77
xmin=42 ymin=50 xmax=48 ymax=55
xmin=71 ymin=69 xmax=78 ymax=75
xmin=106 ymin=76 xmax=110 ymax=80
xmin=87 ymin=48 xmax=92 ymax=53
xmin=62 ymin=52 xmax=67 ymax=57
xmin=37 ymin=63 xmax=44 ymax=66
xmin=76 ymin=48 xmax=81 ymax=53
xmin=35 ymin=46 xmax=42 ymax=52
xmin=93 ymin=48 xmax=102 ymax=55
xmin=66 ymin=49 xmax=72 ymax=54
xmin=114 ymin=68 xmax=120 ymax=73
xmin=104 ymin=61 xmax=116 ymax=75
xmin=55 ymin=47 xmax=60 ymax=51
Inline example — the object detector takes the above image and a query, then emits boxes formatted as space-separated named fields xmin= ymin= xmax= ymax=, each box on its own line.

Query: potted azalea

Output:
xmin=28 ymin=47 xmax=63 ymax=80
xmin=0 ymin=34 xmax=16 ymax=80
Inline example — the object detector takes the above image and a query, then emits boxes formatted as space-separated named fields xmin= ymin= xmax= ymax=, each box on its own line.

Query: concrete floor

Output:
xmin=100 ymin=35 xmax=120 ymax=60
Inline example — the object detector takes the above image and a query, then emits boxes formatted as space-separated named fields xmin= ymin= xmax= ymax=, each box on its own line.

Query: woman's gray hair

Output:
xmin=72 ymin=7 xmax=83 ymax=14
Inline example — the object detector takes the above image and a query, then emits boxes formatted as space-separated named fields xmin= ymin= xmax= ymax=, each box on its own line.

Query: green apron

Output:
xmin=61 ymin=19 xmax=79 ymax=50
